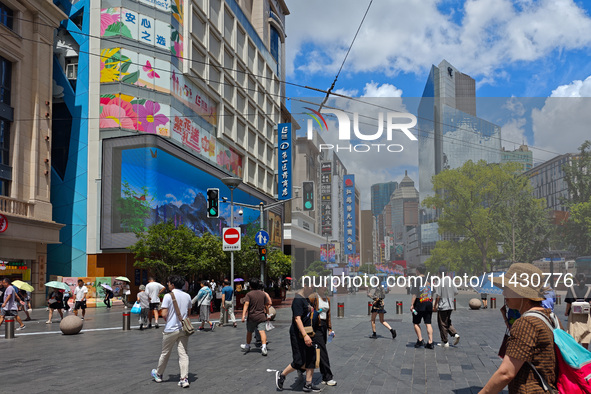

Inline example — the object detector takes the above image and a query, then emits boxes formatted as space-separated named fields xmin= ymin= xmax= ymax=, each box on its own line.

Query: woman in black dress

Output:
xmin=46 ymin=288 xmax=64 ymax=323
xmin=368 ymin=285 xmax=396 ymax=339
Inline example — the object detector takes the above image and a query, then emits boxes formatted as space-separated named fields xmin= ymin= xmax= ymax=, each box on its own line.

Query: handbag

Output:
xmin=170 ymin=291 xmax=195 ymax=336
xmin=130 ymin=301 xmax=141 ymax=314
xmin=572 ymin=287 xmax=591 ymax=314
xmin=498 ymin=328 xmax=510 ymax=358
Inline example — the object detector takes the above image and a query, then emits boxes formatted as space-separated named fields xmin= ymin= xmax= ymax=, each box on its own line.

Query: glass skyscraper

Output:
xmin=371 ymin=181 xmax=398 ymax=217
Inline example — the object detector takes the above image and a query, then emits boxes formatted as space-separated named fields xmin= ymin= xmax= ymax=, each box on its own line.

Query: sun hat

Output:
xmin=492 ymin=263 xmax=545 ymax=301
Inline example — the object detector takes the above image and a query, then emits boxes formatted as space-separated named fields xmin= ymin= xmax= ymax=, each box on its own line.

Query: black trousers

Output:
xmin=313 ymin=320 xmax=334 ymax=381
xmin=437 ymin=310 xmax=458 ymax=343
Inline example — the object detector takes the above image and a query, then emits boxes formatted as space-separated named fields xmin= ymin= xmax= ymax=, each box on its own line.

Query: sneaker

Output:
xmin=275 ymin=371 xmax=285 ymax=390
xmin=151 ymin=369 xmax=162 ymax=383
xmin=390 ymin=328 xmax=397 ymax=339
xmin=437 ymin=342 xmax=450 ymax=348
xmin=240 ymin=344 xmax=251 ymax=353
xmin=198 ymin=327 xmax=204 ymax=331
xmin=453 ymin=334 xmax=460 ymax=346
xmin=81 ymin=317 xmax=84 ymax=321
xmin=46 ymin=320 xmax=51 ymax=324
xmin=178 ymin=378 xmax=189 ymax=388
xmin=303 ymin=383 xmax=321 ymax=392
xmin=414 ymin=339 xmax=425 ymax=348
xmin=261 ymin=346 xmax=268 ymax=356
xmin=370 ymin=332 xmax=377 ymax=339
xmin=211 ymin=323 xmax=215 ymax=332
xmin=24 ymin=317 xmax=31 ymax=321
xmin=155 ymin=323 xmax=159 ymax=329
xmin=147 ymin=324 xmax=152 ymax=329
xmin=16 ymin=325 xmax=25 ymax=330
xmin=139 ymin=324 xmax=144 ymax=331
xmin=322 ymin=380 xmax=337 ymax=386
xmin=425 ymin=342 xmax=435 ymax=349
xmin=233 ymin=323 xmax=237 ymax=328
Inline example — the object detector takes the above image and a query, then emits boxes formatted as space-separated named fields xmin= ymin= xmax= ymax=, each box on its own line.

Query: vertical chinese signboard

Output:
xmin=343 ymin=174 xmax=356 ymax=255
xmin=321 ymin=162 xmax=332 ymax=236
xmin=278 ymin=123 xmax=292 ymax=200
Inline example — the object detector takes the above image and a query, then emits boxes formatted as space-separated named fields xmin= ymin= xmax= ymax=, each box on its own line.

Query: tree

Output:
xmin=425 ymin=239 xmax=484 ymax=275
xmin=130 ymin=222 xmax=199 ymax=282
xmin=267 ymin=248 xmax=292 ymax=281
xmin=302 ymin=260 xmax=331 ymax=277
xmin=193 ymin=232 xmax=228 ymax=279
xmin=563 ymin=140 xmax=591 ymax=204
xmin=565 ymin=200 xmax=591 ymax=256
xmin=118 ymin=181 xmax=152 ymax=233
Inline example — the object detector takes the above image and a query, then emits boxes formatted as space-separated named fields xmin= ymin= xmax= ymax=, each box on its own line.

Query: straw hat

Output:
xmin=492 ymin=263 xmax=545 ymax=301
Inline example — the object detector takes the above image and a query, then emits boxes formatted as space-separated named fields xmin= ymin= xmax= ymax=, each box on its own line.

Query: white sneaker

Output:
xmin=322 ymin=380 xmax=337 ymax=386
xmin=437 ymin=342 xmax=450 ymax=348
xmin=178 ymin=378 xmax=189 ymax=388
xmin=453 ymin=334 xmax=460 ymax=346
xmin=261 ymin=346 xmax=268 ymax=356
xmin=240 ymin=344 xmax=251 ymax=353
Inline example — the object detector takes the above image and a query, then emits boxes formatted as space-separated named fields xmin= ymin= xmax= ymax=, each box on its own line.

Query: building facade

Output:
xmin=0 ymin=0 xmax=66 ymax=306
xmin=50 ymin=0 xmax=290 ymax=287
xmin=524 ymin=153 xmax=572 ymax=212
xmin=370 ymin=181 xmax=397 ymax=217
xmin=502 ymin=144 xmax=533 ymax=173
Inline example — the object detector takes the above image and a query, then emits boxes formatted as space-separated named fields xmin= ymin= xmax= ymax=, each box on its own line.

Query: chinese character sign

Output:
xmin=278 ymin=123 xmax=292 ymax=200
xmin=321 ymin=161 xmax=332 ymax=237
xmin=343 ymin=174 xmax=356 ymax=255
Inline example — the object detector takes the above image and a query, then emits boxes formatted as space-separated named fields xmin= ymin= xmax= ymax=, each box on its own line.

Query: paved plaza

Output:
xmin=0 ymin=288 xmax=570 ymax=393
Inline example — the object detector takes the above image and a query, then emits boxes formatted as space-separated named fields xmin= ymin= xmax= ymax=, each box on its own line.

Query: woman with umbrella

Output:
xmin=102 ymin=284 xmax=114 ymax=309
xmin=46 ymin=287 xmax=64 ymax=323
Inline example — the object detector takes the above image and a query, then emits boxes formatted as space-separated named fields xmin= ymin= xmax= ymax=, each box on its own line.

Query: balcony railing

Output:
xmin=0 ymin=196 xmax=33 ymax=218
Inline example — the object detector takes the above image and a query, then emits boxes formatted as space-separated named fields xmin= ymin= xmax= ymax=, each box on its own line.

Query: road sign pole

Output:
xmin=260 ymin=202 xmax=264 ymax=284
xmin=230 ymin=188 xmax=235 ymax=294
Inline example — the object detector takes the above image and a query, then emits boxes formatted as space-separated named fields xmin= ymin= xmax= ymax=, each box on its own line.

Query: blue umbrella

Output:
xmin=471 ymin=272 xmax=504 ymax=295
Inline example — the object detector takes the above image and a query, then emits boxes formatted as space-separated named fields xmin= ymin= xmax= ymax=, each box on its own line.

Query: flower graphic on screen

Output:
xmin=132 ymin=101 xmax=169 ymax=134
xmin=100 ymin=9 xmax=121 ymax=36
xmin=143 ymin=60 xmax=160 ymax=79
xmin=99 ymin=96 xmax=140 ymax=130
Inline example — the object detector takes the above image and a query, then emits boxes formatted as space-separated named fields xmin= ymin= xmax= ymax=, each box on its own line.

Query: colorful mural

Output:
xmin=99 ymin=94 xmax=171 ymax=137
xmin=171 ymin=65 xmax=218 ymax=126
xmin=170 ymin=0 xmax=184 ymax=69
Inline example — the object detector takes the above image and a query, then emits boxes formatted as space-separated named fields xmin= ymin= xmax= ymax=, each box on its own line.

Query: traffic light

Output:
xmin=206 ymin=188 xmax=219 ymax=218
xmin=303 ymin=181 xmax=314 ymax=211
xmin=259 ymin=246 xmax=267 ymax=263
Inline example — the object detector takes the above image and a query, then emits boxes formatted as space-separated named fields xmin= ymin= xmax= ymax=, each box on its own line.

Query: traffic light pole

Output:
xmin=260 ymin=202 xmax=264 ymax=283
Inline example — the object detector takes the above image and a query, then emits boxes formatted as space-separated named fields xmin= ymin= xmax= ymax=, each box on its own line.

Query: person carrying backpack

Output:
xmin=565 ymin=273 xmax=591 ymax=348
xmin=410 ymin=265 xmax=434 ymax=349
xmin=480 ymin=263 xmax=558 ymax=394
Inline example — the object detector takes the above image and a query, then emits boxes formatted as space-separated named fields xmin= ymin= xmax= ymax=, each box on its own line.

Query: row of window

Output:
xmin=0 ymin=54 xmax=11 ymax=197
xmin=0 ymin=1 xmax=13 ymax=30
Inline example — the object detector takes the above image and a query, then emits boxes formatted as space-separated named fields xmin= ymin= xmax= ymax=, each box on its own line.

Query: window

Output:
xmin=0 ymin=56 xmax=11 ymax=105
xmin=66 ymin=63 xmax=78 ymax=80
xmin=0 ymin=2 xmax=13 ymax=30
xmin=0 ymin=119 xmax=9 ymax=166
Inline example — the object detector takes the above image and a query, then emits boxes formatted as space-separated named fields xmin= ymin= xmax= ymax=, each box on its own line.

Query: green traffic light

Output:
xmin=304 ymin=201 xmax=312 ymax=209
xmin=209 ymin=208 xmax=217 ymax=215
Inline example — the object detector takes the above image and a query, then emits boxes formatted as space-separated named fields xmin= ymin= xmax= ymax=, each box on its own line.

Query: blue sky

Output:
xmin=285 ymin=0 xmax=591 ymax=208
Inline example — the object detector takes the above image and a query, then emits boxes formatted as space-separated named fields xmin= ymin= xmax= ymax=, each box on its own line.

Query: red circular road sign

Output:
xmin=223 ymin=228 xmax=240 ymax=245
xmin=0 ymin=214 xmax=7 ymax=233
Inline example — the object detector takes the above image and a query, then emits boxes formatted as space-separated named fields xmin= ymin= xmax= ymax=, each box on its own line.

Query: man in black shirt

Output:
xmin=410 ymin=266 xmax=434 ymax=349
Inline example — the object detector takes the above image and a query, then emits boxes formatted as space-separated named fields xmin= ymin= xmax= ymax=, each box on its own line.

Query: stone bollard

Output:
xmin=454 ymin=298 xmax=457 ymax=311
xmin=122 ymin=312 xmax=131 ymax=330
xmin=491 ymin=297 xmax=497 ymax=309
xmin=4 ymin=317 xmax=15 ymax=339
xmin=396 ymin=301 xmax=403 ymax=314
xmin=337 ymin=302 xmax=344 ymax=318
xmin=368 ymin=302 xmax=372 ymax=315
xmin=557 ymin=294 xmax=561 ymax=305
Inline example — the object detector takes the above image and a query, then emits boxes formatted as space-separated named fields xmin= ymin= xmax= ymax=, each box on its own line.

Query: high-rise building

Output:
xmin=418 ymin=60 xmax=502 ymax=260
xmin=50 ymin=0 xmax=290 ymax=280
xmin=390 ymin=171 xmax=419 ymax=260
xmin=0 ymin=1 xmax=66 ymax=306
xmin=370 ymin=181 xmax=397 ymax=217
xmin=502 ymin=145 xmax=533 ymax=173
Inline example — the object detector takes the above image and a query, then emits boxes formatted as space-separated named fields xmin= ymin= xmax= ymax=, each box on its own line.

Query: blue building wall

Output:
xmin=48 ymin=0 xmax=89 ymax=277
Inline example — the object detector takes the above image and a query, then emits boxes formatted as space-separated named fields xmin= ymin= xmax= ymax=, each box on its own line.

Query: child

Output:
xmin=137 ymin=285 xmax=150 ymax=330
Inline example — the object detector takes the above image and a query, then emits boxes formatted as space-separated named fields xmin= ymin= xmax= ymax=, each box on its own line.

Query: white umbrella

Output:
xmin=101 ymin=283 xmax=113 ymax=291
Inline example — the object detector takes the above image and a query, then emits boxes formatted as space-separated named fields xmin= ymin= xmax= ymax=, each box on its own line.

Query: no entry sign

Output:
xmin=222 ymin=227 xmax=241 ymax=251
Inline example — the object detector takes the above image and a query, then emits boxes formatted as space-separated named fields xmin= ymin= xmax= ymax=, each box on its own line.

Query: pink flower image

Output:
xmin=132 ymin=101 xmax=169 ymax=134
xmin=100 ymin=104 xmax=135 ymax=129
xmin=100 ymin=10 xmax=120 ymax=36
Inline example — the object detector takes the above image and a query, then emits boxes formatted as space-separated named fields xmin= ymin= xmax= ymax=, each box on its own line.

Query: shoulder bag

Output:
xmin=170 ymin=291 xmax=195 ymax=336
xmin=572 ymin=287 xmax=591 ymax=315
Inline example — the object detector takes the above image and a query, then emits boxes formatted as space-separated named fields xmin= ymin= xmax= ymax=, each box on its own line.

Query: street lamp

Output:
xmin=221 ymin=177 xmax=243 ymax=290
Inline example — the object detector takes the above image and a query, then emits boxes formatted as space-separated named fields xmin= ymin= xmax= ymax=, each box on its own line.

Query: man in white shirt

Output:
xmin=433 ymin=268 xmax=460 ymax=347
xmin=73 ymin=279 xmax=88 ymax=320
xmin=151 ymin=275 xmax=192 ymax=388
xmin=145 ymin=277 xmax=165 ymax=329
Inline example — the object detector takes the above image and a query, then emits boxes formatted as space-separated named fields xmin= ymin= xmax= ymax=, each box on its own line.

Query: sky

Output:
xmin=284 ymin=0 xmax=591 ymax=209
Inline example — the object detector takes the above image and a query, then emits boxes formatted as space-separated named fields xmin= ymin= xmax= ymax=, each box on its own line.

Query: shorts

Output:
xmin=74 ymin=301 xmax=87 ymax=310
xmin=413 ymin=310 xmax=433 ymax=325
xmin=371 ymin=307 xmax=387 ymax=314
xmin=246 ymin=320 xmax=266 ymax=333
xmin=149 ymin=302 xmax=160 ymax=311
xmin=1 ymin=309 xmax=17 ymax=317
xmin=480 ymin=293 xmax=488 ymax=300
xmin=50 ymin=302 xmax=64 ymax=309
xmin=289 ymin=329 xmax=316 ymax=370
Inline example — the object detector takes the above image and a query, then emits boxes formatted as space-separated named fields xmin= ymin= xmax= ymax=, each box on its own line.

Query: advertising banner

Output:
xmin=278 ymin=123 xmax=292 ymax=200
xmin=343 ymin=174 xmax=356 ymax=254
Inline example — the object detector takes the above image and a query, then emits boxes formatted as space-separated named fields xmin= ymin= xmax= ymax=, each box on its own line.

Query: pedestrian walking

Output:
xmin=63 ymin=287 xmax=71 ymax=311
xmin=480 ymin=263 xmax=558 ymax=393
xmin=410 ymin=265 xmax=434 ymax=349
xmin=308 ymin=286 xmax=337 ymax=386
xmin=275 ymin=284 xmax=319 ymax=392
xmin=192 ymin=280 xmax=214 ymax=331
xmin=565 ymin=273 xmax=591 ymax=348
xmin=240 ymin=278 xmax=271 ymax=356
xmin=219 ymin=279 xmax=237 ymax=327
xmin=0 ymin=278 xmax=26 ymax=330
xmin=367 ymin=284 xmax=397 ymax=339
xmin=151 ymin=275 xmax=192 ymax=388
xmin=137 ymin=285 xmax=150 ymax=330
xmin=103 ymin=288 xmax=114 ymax=308
xmin=46 ymin=287 xmax=64 ymax=323
xmin=433 ymin=268 xmax=460 ymax=347
xmin=18 ymin=289 xmax=32 ymax=321
xmin=146 ymin=277 xmax=165 ymax=329
xmin=481 ymin=292 xmax=489 ymax=309
xmin=73 ymin=279 xmax=88 ymax=320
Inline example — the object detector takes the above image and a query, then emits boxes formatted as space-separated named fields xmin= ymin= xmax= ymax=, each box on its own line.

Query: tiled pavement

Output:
xmin=0 ymin=288 xmax=569 ymax=393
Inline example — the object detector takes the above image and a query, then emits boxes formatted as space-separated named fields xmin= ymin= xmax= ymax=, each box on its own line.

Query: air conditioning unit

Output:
xmin=66 ymin=63 xmax=78 ymax=80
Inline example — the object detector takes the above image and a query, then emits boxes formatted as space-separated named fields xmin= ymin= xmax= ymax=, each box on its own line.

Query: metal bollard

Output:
xmin=368 ymin=302 xmax=372 ymax=315
xmin=122 ymin=312 xmax=131 ymax=330
xmin=4 ymin=317 xmax=15 ymax=339
xmin=337 ymin=302 xmax=344 ymax=318
xmin=453 ymin=298 xmax=457 ymax=311
xmin=491 ymin=297 xmax=497 ymax=309
xmin=557 ymin=294 xmax=561 ymax=305
xmin=396 ymin=301 xmax=403 ymax=314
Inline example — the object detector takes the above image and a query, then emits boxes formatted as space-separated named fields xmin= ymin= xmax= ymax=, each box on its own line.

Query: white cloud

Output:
xmin=362 ymin=82 xmax=403 ymax=98
xmin=550 ymin=76 xmax=591 ymax=97
xmin=500 ymin=117 xmax=527 ymax=149
xmin=286 ymin=0 xmax=591 ymax=81
xmin=165 ymin=193 xmax=182 ymax=207
xmin=333 ymin=88 xmax=359 ymax=97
